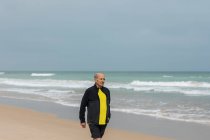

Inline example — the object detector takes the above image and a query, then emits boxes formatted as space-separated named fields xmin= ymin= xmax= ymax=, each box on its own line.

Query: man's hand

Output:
xmin=81 ymin=123 xmax=86 ymax=128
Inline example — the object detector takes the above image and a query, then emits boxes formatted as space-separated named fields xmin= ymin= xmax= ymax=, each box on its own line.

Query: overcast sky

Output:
xmin=0 ymin=0 xmax=210 ymax=71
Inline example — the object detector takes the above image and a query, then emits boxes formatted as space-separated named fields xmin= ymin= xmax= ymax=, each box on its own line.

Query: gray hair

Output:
xmin=94 ymin=73 xmax=98 ymax=80
xmin=94 ymin=73 xmax=104 ymax=80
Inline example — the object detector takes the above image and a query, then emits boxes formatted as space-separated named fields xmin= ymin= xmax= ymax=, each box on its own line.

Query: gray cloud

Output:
xmin=0 ymin=0 xmax=210 ymax=71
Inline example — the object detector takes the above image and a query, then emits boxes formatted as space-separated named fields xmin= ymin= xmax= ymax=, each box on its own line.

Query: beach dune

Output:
xmin=0 ymin=105 xmax=170 ymax=140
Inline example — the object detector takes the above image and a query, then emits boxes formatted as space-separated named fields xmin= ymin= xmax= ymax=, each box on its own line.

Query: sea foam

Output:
xmin=129 ymin=80 xmax=210 ymax=88
xmin=31 ymin=73 xmax=55 ymax=77
xmin=0 ymin=78 xmax=93 ymax=88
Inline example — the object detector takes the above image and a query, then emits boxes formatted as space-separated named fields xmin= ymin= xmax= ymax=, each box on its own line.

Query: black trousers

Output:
xmin=88 ymin=123 xmax=107 ymax=138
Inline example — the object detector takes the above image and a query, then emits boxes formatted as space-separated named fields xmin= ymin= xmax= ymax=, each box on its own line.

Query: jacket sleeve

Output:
xmin=107 ymin=89 xmax=111 ymax=119
xmin=79 ymin=89 xmax=89 ymax=123
xmin=108 ymin=89 xmax=111 ymax=105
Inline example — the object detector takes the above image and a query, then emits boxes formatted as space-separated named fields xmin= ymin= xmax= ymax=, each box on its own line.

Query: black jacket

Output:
xmin=79 ymin=84 xmax=111 ymax=124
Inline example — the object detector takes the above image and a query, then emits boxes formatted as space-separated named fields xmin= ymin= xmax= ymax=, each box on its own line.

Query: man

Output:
xmin=79 ymin=73 xmax=111 ymax=140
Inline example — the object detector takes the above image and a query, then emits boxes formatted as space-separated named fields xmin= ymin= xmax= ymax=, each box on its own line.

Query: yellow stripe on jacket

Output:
xmin=98 ymin=89 xmax=107 ymax=125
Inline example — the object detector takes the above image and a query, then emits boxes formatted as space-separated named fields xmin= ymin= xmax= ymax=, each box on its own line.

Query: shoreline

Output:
xmin=1 ymin=96 xmax=210 ymax=140
xmin=0 ymin=100 xmax=170 ymax=140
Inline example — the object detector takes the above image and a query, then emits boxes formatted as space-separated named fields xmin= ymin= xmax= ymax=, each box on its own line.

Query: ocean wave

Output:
xmin=107 ymin=81 xmax=210 ymax=90
xmin=164 ymin=89 xmax=210 ymax=96
xmin=162 ymin=75 xmax=173 ymax=78
xmin=107 ymin=81 xmax=210 ymax=96
xmin=31 ymin=73 xmax=55 ymax=77
xmin=0 ymin=88 xmax=75 ymax=95
xmin=0 ymin=95 xmax=80 ymax=108
xmin=0 ymin=78 xmax=93 ymax=88
xmin=0 ymin=72 xmax=5 ymax=75
xmin=55 ymin=100 xmax=80 ymax=107
xmin=129 ymin=80 xmax=210 ymax=88
xmin=180 ymin=90 xmax=210 ymax=96
xmin=0 ymin=87 xmax=81 ymax=108
xmin=1 ymin=78 xmax=210 ymax=89
xmin=107 ymin=80 xmax=210 ymax=89
xmin=1 ymin=78 xmax=210 ymax=96
xmin=111 ymin=108 xmax=210 ymax=125
xmin=125 ymin=87 xmax=210 ymax=96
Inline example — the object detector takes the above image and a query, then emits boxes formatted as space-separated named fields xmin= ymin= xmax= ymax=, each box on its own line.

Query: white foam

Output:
xmin=31 ymin=73 xmax=55 ymax=77
xmin=181 ymin=90 xmax=210 ymax=96
xmin=162 ymin=75 xmax=173 ymax=78
xmin=55 ymin=100 xmax=80 ymax=107
xmin=107 ymin=81 xmax=210 ymax=96
xmin=130 ymin=81 xmax=210 ymax=88
xmin=130 ymin=87 xmax=210 ymax=96
xmin=108 ymin=81 xmax=210 ymax=91
xmin=0 ymin=78 xmax=93 ymax=88
xmin=0 ymin=72 xmax=5 ymax=75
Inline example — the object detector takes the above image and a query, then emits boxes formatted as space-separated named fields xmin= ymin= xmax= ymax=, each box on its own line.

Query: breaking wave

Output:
xmin=0 ymin=78 xmax=210 ymax=96
xmin=31 ymin=73 xmax=55 ymax=77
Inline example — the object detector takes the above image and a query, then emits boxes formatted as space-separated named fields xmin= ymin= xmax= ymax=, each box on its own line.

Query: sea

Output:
xmin=0 ymin=71 xmax=210 ymax=125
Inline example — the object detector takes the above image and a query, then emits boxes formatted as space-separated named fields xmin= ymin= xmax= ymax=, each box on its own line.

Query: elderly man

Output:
xmin=79 ymin=73 xmax=111 ymax=140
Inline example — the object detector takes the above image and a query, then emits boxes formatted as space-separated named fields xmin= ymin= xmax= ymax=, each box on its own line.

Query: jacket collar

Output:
xmin=94 ymin=84 xmax=103 ymax=90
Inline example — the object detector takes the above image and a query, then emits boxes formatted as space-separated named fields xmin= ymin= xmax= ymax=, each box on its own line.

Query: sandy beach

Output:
xmin=0 ymin=104 xmax=170 ymax=140
xmin=1 ymin=96 xmax=210 ymax=140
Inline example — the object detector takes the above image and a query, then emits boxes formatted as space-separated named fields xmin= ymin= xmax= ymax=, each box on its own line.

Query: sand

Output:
xmin=0 ymin=104 xmax=170 ymax=140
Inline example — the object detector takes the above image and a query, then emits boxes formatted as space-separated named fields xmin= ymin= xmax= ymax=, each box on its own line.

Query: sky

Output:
xmin=0 ymin=0 xmax=210 ymax=71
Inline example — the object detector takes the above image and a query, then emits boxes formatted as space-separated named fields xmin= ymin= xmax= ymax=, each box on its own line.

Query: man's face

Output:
xmin=95 ymin=74 xmax=105 ymax=88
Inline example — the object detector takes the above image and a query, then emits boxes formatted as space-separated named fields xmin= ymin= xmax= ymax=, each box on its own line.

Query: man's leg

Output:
xmin=99 ymin=124 xmax=107 ymax=138
xmin=89 ymin=124 xmax=107 ymax=139
xmin=89 ymin=124 xmax=102 ymax=139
